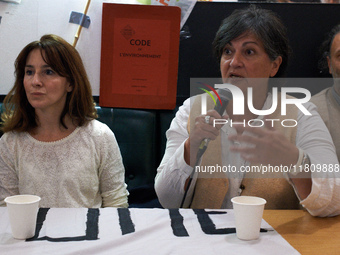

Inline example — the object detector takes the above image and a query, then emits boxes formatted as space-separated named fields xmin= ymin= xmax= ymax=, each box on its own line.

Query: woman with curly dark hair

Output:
xmin=155 ymin=6 xmax=340 ymax=217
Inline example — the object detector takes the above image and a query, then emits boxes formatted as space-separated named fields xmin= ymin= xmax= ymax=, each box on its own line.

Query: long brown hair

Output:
xmin=1 ymin=34 xmax=97 ymax=133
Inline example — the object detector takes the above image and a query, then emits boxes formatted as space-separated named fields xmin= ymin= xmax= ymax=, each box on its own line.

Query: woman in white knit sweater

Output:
xmin=0 ymin=34 xmax=128 ymax=208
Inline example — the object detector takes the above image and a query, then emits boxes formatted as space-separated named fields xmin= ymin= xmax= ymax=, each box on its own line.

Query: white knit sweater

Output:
xmin=0 ymin=120 xmax=128 ymax=208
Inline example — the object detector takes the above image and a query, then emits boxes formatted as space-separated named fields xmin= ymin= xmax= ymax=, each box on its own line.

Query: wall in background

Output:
xmin=0 ymin=0 xmax=141 ymax=96
xmin=1 ymin=1 xmax=340 ymax=104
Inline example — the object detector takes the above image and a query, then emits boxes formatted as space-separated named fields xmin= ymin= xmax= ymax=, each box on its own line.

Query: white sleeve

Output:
xmin=295 ymin=102 xmax=340 ymax=217
xmin=0 ymin=133 xmax=19 ymax=206
xmin=154 ymin=98 xmax=195 ymax=208
xmin=98 ymin=124 xmax=129 ymax=208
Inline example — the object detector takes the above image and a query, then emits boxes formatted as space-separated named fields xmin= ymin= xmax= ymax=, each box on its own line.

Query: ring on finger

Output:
xmin=205 ymin=115 xmax=211 ymax=124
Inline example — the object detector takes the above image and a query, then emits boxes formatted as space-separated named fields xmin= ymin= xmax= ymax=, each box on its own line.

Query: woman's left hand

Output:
xmin=228 ymin=120 xmax=299 ymax=167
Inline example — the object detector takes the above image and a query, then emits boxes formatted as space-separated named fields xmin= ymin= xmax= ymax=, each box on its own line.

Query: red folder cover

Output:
xmin=100 ymin=3 xmax=181 ymax=109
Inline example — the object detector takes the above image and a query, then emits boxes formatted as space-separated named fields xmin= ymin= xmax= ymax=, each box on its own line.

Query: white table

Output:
xmin=0 ymin=208 xmax=299 ymax=255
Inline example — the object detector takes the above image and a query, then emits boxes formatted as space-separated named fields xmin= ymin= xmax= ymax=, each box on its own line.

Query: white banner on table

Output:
xmin=0 ymin=208 xmax=300 ymax=255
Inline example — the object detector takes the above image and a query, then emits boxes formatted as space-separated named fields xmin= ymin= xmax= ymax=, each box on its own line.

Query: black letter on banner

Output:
xmin=168 ymin=209 xmax=189 ymax=237
xmin=85 ymin=208 xmax=100 ymax=240
xmin=27 ymin=208 xmax=99 ymax=242
xmin=26 ymin=208 xmax=50 ymax=241
xmin=118 ymin=208 xmax=135 ymax=235
xmin=193 ymin=209 xmax=236 ymax=235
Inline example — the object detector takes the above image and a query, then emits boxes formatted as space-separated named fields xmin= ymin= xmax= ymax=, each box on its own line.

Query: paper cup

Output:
xmin=5 ymin=194 xmax=41 ymax=239
xmin=231 ymin=196 xmax=266 ymax=240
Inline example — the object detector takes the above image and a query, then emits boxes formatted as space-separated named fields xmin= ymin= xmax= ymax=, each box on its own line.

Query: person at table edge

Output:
xmin=311 ymin=24 xmax=340 ymax=162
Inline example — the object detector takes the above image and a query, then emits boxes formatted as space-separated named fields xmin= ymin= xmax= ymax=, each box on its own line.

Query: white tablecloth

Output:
xmin=0 ymin=208 xmax=299 ymax=255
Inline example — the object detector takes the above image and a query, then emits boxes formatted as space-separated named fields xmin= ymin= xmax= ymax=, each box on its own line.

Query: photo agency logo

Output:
xmin=199 ymin=82 xmax=312 ymax=128
xmin=198 ymin=82 xmax=223 ymax=107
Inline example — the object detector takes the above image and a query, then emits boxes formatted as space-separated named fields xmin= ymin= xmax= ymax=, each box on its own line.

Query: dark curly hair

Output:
xmin=212 ymin=5 xmax=291 ymax=78
xmin=318 ymin=24 xmax=340 ymax=74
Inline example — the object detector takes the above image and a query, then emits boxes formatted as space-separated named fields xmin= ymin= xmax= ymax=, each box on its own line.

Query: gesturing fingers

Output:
xmin=228 ymin=124 xmax=281 ymax=163
xmin=228 ymin=122 xmax=298 ymax=166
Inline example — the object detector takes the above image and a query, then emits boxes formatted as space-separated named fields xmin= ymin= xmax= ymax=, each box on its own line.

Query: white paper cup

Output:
xmin=5 ymin=194 xmax=41 ymax=239
xmin=231 ymin=196 xmax=266 ymax=240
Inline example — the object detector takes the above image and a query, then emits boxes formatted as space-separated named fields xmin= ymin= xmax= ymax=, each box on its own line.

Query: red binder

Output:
xmin=100 ymin=3 xmax=181 ymax=109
